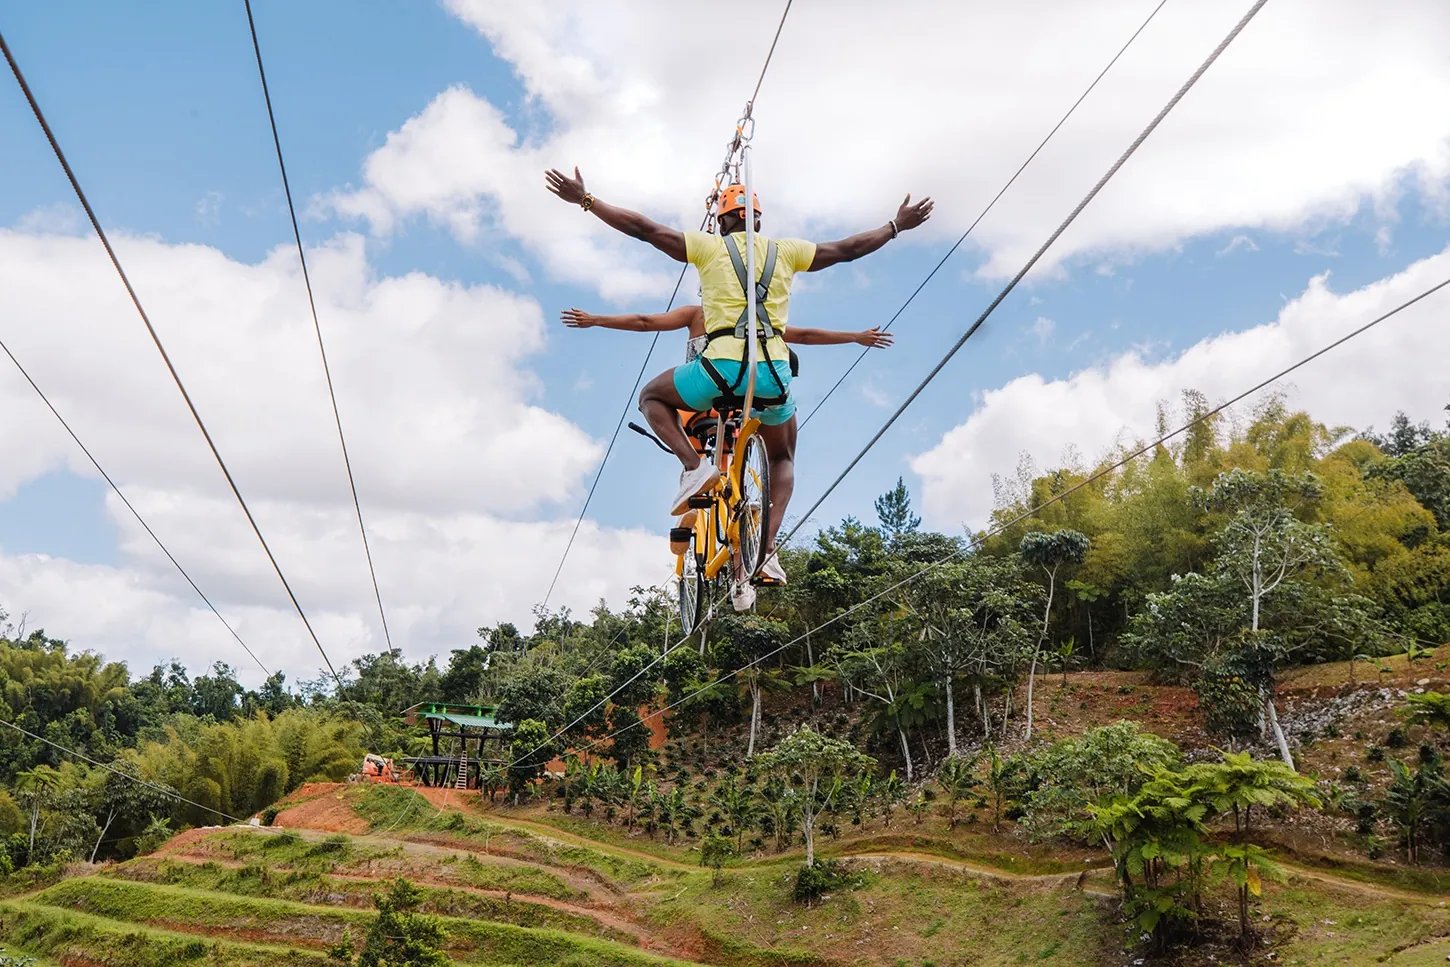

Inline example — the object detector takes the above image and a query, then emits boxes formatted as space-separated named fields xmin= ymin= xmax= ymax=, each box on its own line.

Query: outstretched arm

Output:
xmin=545 ymin=167 xmax=687 ymax=262
xmin=562 ymin=306 xmax=697 ymax=333
xmin=808 ymin=194 xmax=934 ymax=271
xmin=784 ymin=326 xmax=895 ymax=349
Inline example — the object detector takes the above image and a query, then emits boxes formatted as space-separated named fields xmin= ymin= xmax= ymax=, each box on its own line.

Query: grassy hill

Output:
xmin=4 ymin=755 xmax=1448 ymax=967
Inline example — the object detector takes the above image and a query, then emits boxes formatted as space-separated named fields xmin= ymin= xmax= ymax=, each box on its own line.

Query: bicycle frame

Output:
xmin=673 ymin=409 xmax=763 ymax=589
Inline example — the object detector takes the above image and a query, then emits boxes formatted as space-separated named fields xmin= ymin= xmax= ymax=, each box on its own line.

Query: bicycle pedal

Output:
xmin=669 ymin=528 xmax=691 ymax=554
xmin=686 ymin=495 xmax=713 ymax=509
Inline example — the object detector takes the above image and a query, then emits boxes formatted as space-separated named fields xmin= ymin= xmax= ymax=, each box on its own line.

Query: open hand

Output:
xmin=561 ymin=308 xmax=598 ymax=329
xmin=894 ymin=193 xmax=934 ymax=232
xmin=545 ymin=167 xmax=588 ymax=205
xmin=855 ymin=327 xmax=895 ymax=349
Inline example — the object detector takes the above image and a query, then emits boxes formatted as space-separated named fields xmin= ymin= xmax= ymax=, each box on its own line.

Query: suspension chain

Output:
xmin=703 ymin=105 xmax=757 ymax=233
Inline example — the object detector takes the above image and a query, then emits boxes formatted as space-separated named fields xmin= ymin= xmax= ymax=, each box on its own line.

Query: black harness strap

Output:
xmin=701 ymin=234 xmax=789 ymax=406
xmin=724 ymin=234 xmax=778 ymax=341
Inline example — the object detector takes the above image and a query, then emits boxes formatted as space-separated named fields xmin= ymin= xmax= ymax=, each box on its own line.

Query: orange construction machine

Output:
xmin=353 ymin=753 xmax=402 ymax=784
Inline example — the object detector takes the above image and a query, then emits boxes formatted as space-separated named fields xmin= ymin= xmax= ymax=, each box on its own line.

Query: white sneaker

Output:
xmin=731 ymin=580 xmax=757 ymax=613
xmin=671 ymin=464 xmax=721 ymax=516
xmin=756 ymin=551 xmax=787 ymax=586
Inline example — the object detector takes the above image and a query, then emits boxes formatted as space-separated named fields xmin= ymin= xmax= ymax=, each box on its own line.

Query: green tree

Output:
xmin=700 ymin=833 xmax=734 ymax=886
xmin=14 ymin=766 xmax=60 ymax=853
xmin=716 ymin=615 xmax=788 ymax=756
xmin=1016 ymin=724 xmax=1179 ymax=842
xmin=878 ymin=770 xmax=906 ymax=827
xmin=983 ymin=745 xmax=1021 ymax=833
xmin=607 ymin=644 xmax=663 ymax=710
xmin=902 ymin=555 xmax=1037 ymax=755
xmin=132 ymin=816 xmax=174 ymax=855
xmin=836 ymin=634 xmax=921 ymax=782
xmin=478 ymin=763 xmax=506 ymax=803
xmin=709 ymin=776 xmax=760 ymax=851
xmin=1019 ymin=529 xmax=1090 ymax=739
xmin=191 ymin=662 xmax=242 ymax=720
xmin=1381 ymin=757 xmax=1449 ymax=864
xmin=87 ymin=764 xmax=177 ymax=862
xmin=1088 ymin=769 xmax=1211 ymax=950
xmin=936 ymin=754 xmax=982 ymax=829
xmin=506 ymin=720 xmax=554 ymax=801
xmin=1210 ymin=843 xmax=1285 ymax=947
xmin=875 ymin=476 xmax=921 ymax=546
xmin=494 ymin=658 xmax=568 ymax=732
xmin=1198 ymin=468 xmax=1334 ymax=768
xmin=328 ymin=878 xmax=449 ymax=967
xmin=1183 ymin=751 xmax=1319 ymax=840
xmin=756 ymin=727 xmax=875 ymax=867
xmin=439 ymin=645 xmax=490 ymax=704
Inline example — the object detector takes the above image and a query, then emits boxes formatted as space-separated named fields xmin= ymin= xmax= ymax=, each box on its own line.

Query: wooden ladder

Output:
xmin=454 ymin=747 xmax=469 ymax=790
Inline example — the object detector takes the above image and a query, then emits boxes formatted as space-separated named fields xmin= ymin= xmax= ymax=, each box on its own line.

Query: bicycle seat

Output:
xmin=685 ymin=412 xmax=720 ymax=438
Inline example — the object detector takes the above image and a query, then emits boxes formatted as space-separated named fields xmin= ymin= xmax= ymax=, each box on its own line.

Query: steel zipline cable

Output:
xmin=0 ymin=339 xmax=270 ymax=677
xmin=0 ymin=718 xmax=249 ymax=826
xmin=528 ymin=269 xmax=1450 ymax=770
xmin=243 ymin=0 xmax=394 ymax=653
xmin=784 ymin=0 xmax=1269 ymax=545
xmin=797 ymin=0 xmax=1171 ymax=430
xmin=1 ymin=30 xmax=349 ymax=697
xmin=510 ymin=0 xmax=1260 ymax=766
xmin=540 ymin=0 xmax=795 ymax=609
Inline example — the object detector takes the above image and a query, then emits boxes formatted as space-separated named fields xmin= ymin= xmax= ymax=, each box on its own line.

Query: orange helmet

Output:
xmin=717 ymin=184 xmax=762 ymax=217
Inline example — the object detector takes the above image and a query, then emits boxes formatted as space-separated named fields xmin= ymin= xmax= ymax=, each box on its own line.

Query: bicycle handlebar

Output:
xmin=627 ymin=421 xmax=674 ymax=454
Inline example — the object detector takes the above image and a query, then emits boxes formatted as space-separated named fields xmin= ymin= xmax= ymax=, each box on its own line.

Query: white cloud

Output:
xmin=1028 ymin=316 xmax=1056 ymax=346
xmin=911 ymin=244 xmax=1450 ymax=528
xmin=323 ymin=0 xmax=1450 ymax=298
xmin=0 ymin=227 xmax=662 ymax=683
xmin=16 ymin=204 xmax=81 ymax=236
xmin=196 ymin=191 xmax=224 ymax=225
xmin=1216 ymin=234 xmax=1259 ymax=257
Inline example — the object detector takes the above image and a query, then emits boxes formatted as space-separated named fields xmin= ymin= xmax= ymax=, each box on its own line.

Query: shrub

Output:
xmin=700 ymin=833 xmax=734 ymax=886
xmin=260 ymin=806 xmax=280 ymax=826
xmin=1015 ymin=723 xmax=1180 ymax=842
xmin=1367 ymin=746 xmax=1386 ymax=762
xmin=133 ymin=816 xmax=174 ymax=856
xmin=792 ymin=858 xmax=854 ymax=904
xmin=1386 ymin=728 xmax=1409 ymax=749
xmin=1354 ymin=802 xmax=1377 ymax=835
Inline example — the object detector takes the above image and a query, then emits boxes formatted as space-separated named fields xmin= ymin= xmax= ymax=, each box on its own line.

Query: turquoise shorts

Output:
xmin=672 ymin=357 xmax=795 ymax=425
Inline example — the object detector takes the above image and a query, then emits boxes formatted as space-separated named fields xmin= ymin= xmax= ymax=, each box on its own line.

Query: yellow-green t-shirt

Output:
xmin=684 ymin=231 xmax=815 ymax=362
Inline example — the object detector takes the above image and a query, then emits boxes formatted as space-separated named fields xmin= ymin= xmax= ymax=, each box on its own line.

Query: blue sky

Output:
xmin=2 ymin=0 xmax=1447 ymax=681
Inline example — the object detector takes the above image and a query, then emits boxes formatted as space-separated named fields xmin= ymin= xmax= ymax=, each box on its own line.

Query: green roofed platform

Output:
xmin=401 ymin=702 xmax=513 ymax=790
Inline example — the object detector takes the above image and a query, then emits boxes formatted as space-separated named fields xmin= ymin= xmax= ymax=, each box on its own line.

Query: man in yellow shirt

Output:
xmin=546 ymin=166 xmax=932 ymax=607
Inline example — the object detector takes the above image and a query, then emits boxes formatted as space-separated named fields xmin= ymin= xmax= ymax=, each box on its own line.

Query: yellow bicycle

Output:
xmin=632 ymin=405 xmax=770 ymax=633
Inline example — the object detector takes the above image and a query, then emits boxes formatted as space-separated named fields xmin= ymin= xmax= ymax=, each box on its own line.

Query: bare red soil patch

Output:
xmin=273 ymin=785 xmax=367 ymax=834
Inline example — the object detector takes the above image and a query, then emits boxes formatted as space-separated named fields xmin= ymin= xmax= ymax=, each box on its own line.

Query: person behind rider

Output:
xmin=545 ymin=166 xmax=931 ymax=609
xmin=561 ymin=304 xmax=894 ymax=363
xmin=561 ymin=305 xmax=895 ymax=553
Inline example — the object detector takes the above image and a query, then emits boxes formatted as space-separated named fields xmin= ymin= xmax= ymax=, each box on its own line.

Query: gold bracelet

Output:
xmin=580 ymin=193 xmax=595 ymax=213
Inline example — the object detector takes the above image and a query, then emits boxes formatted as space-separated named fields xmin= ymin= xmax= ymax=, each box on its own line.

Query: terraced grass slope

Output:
xmin=3 ymin=783 xmax=1448 ymax=966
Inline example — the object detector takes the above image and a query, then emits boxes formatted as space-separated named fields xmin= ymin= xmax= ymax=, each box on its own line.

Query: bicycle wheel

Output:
xmin=737 ymin=434 xmax=771 ymax=579
xmin=677 ymin=532 xmax=705 ymax=635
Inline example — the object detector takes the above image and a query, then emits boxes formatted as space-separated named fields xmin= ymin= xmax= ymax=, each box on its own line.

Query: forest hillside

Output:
xmin=2 ymin=394 xmax=1448 ymax=966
